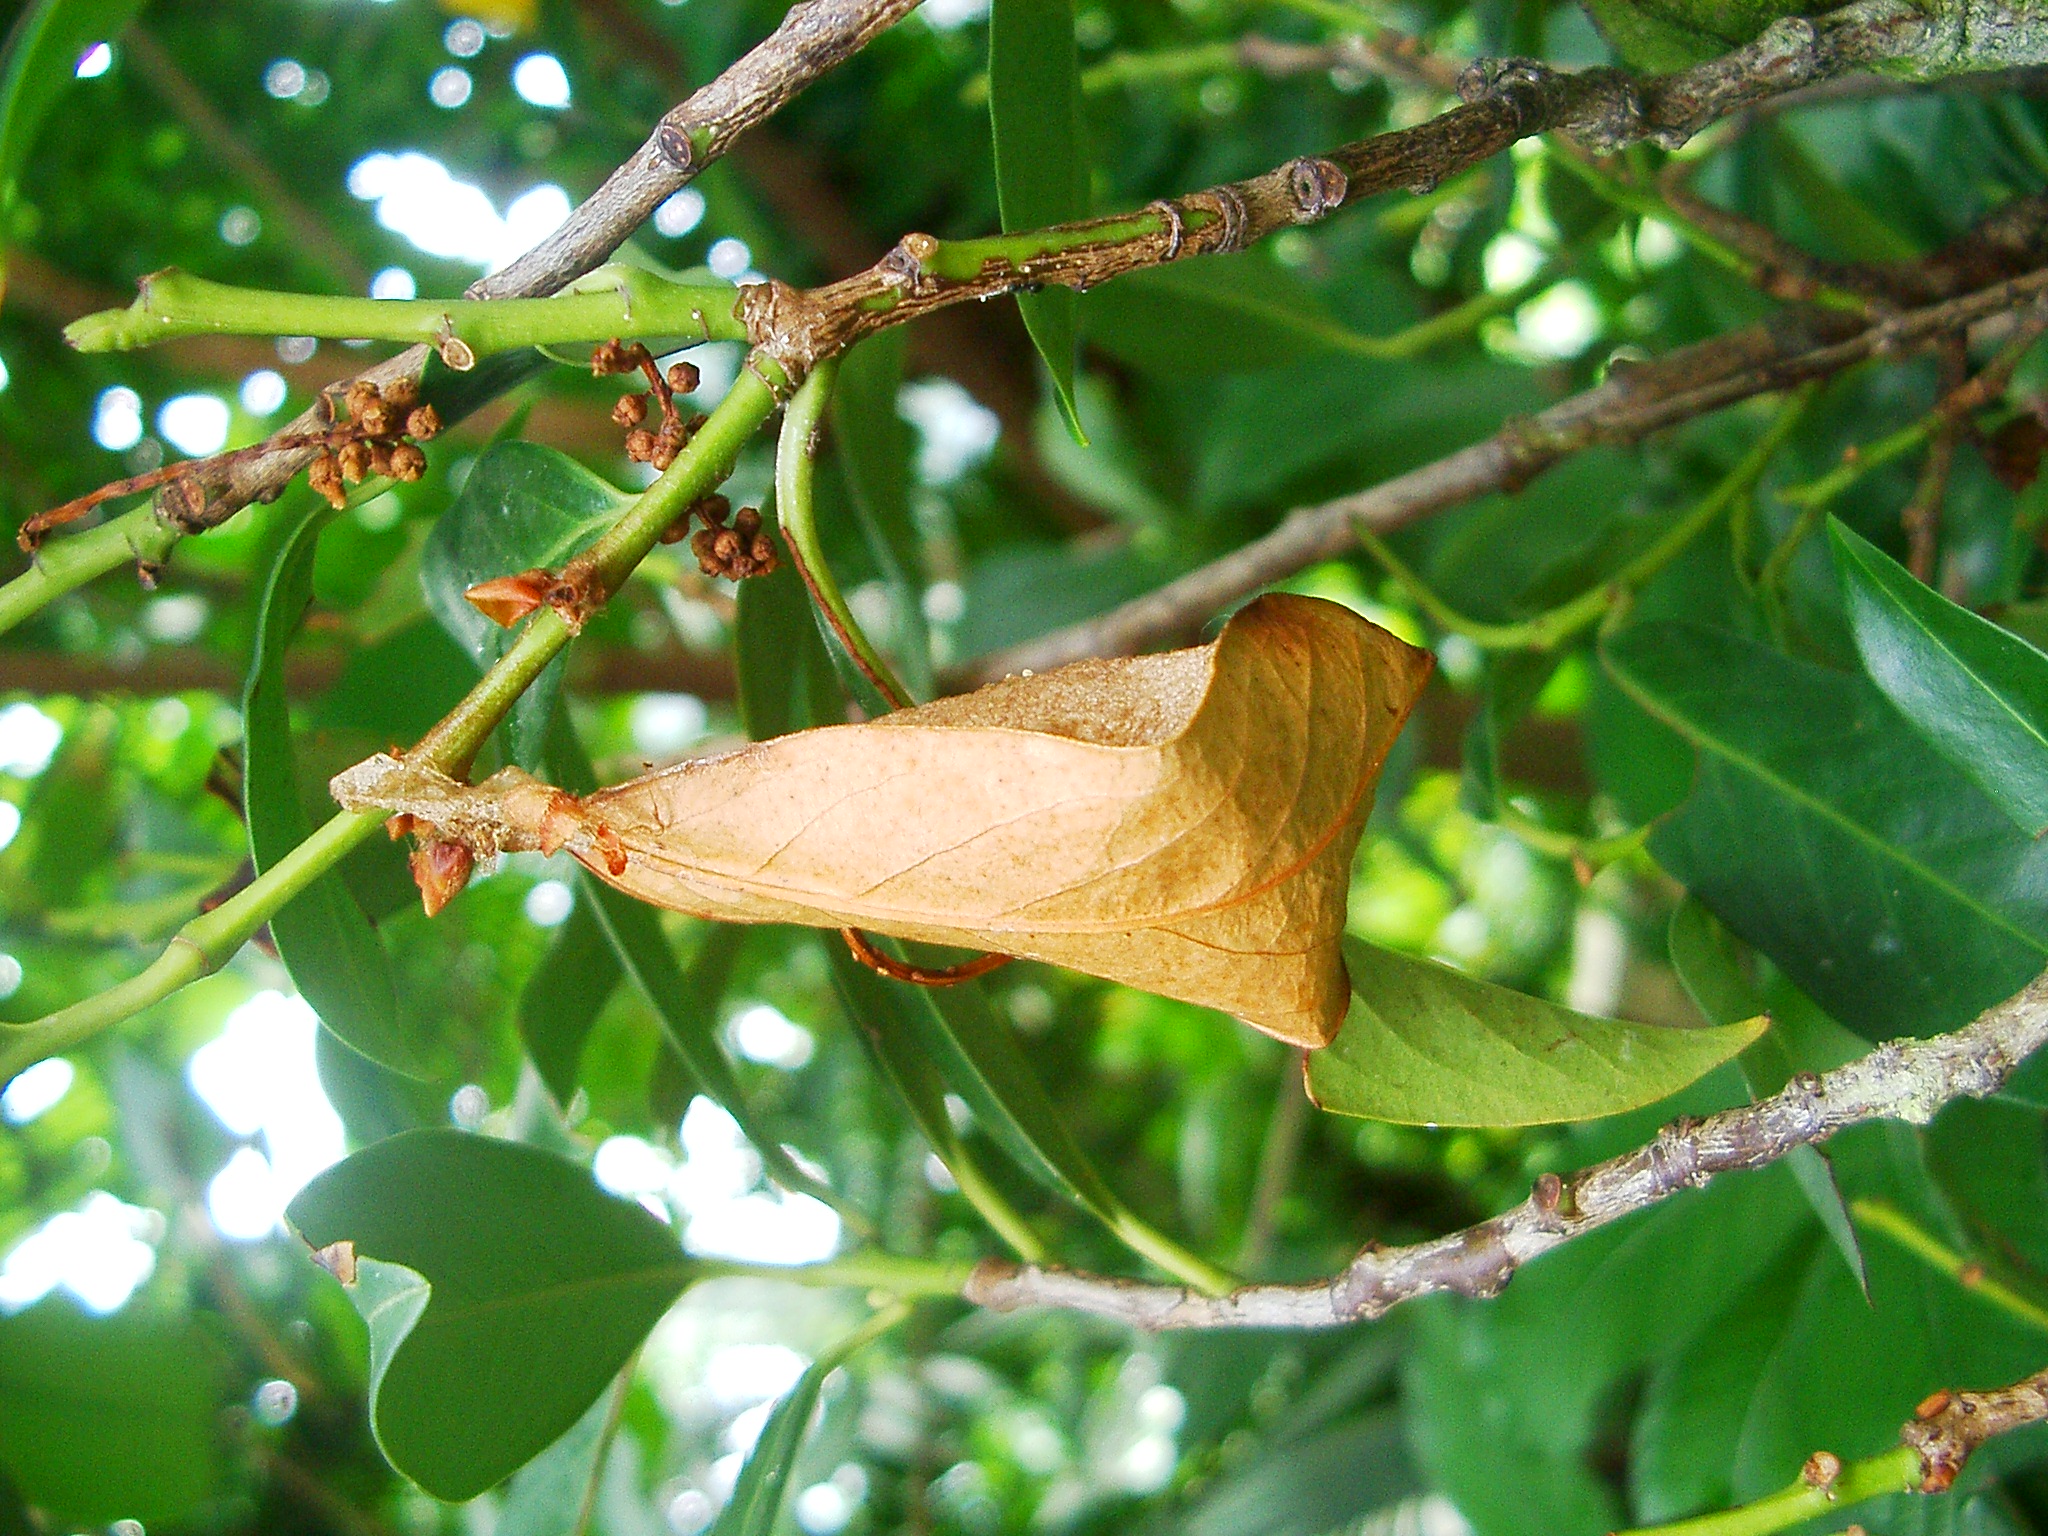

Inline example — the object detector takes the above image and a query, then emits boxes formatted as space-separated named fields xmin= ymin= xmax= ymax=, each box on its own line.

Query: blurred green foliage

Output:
xmin=5 ymin=0 xmax=2048 ymax=1533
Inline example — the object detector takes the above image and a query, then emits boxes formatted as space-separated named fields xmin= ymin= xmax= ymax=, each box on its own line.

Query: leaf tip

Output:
xmin=307 ymin=1239 xmax=358 ymax=1286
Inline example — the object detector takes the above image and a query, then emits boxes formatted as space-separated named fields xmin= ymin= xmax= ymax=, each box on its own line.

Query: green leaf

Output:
xmin=1574 ymin=0 xmax=1804 ymax=69
xmin=1602 ymin=621 xmax=2048 ymax=1040
xmin=866 ymin=941 xmax=1232 ymax=1291
xmin=420 ymin=441 xmax=630 ymax=769
xmin=1668 ymin=898 xmax=1868 ymax=1296
xmin=287 ymin=1129 xmax=692 ymax=1502
xmin=494 ymin=1374 xmax=626 ymax=1536
xmin=827 ymin=943 xmax=1047 ymax=1262
xmin=244 ymin=500 xmax=417 ymax=1074
xmin=1082 ymin=255 xmax=1388 ymax=378
xmin=0 ymin=0 xmax=147 ymax=299
xmin=1830 ymin=516 xmax=2048 ymax=836
xmin=518 ymin=895 xmax=621 ymax=1106
xmin=1180 ymin=1409 xmax=1420 ymax=1536
xmin=0 ymin=1299 xmax=221 ymax=1524
xmin=708 ymin=1304 xmax=907 ymax=1536
xmin=989 ymin=0 xmax=1087 ymax=442
xmin=1307 ymin=938 xmax=1764 ymax=1126
xmin=734 ymin=546 xmax=843 ymax=743
xmin=831 ymin=331 xmax=932 ymax=699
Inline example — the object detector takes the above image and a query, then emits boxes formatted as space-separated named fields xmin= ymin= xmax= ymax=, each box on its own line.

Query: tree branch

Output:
xmin=962 ymin=965 xmax=2048 ymax=1329
xmin=967 ymin=227 xmax=2048 ymax=681
xmin=176 ymin=0 xmax=925 ymax=528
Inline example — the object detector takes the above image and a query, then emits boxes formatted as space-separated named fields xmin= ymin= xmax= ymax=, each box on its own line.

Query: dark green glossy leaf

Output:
xmin=708 ymin=1305 xmax=906 ymax=1536
xmin=287 ymin=1129 xmax=692 ymax=1501
xmin=1668 ymin=897 xmax=1867 ymax=1295
xmin=988 ymin=0 xmax=1086 ymax=442
xmin=244 ymin=500 xmax=416 ymax=1074
xmin=0 ymin=1298 xmax=221 ymax=1524
xmin=518 ymin=895 xmax=621 ymax=1107
xmin=420 ymin=441 xmax=630 ymax=769
xmin=1602 ymin=622 xmax=2048 ymax=1040
xmin=1307 ymin=938 xmax=1763 ymax=1126
xmin=1831 ymin=516 xmax=2048 ymax=835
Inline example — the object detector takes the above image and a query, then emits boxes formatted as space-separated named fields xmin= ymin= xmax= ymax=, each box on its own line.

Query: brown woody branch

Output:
xmin=173 ymin=0 xmax=924 ymax=529
xmin=970 ymin=204 xmax=2048 ymax=681
xmin=1907 ymin=1368 xmax=2048 ymax=1492
xmin=963 ymin=966 xmax=2048 ymax=1330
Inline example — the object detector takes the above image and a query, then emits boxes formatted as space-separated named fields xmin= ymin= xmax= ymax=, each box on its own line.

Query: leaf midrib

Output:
xmin=1608 ymin=646 xmax=2048 ymax=959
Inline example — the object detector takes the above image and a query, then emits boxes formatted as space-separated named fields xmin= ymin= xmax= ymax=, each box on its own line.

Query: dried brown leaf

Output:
xmin=331 ymin=595 xmax=1432 ymax=1044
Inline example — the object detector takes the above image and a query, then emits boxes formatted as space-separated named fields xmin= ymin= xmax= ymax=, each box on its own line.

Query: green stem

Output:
xmin=1852 ymin=1198 xmax=2048 ymax=1334
xmin=1358 ymin=388 xmax=1810 ymax=650
xmin=0 ymin=807 xmax=387 ymax=1081
xmin=1495 ymin=801 xmax=1655 ymax=869
xmin=774 ymin=358 xmax=914 ymax=709
xmin=0 ymin=506 xmax=180 ymax=638
xmin=0 ymin=362 xmax=784 ymax=1085
xmin=66 ymin=265 xmax=748 ymax=356
xmin=1547 ymin=151 xmax=1868 ymax=313
xmin=1615 ymin=1447 xmax=1919 ymax=1536
xmin=689 ymin=1250 xmax=976 ymax=1296
xmin=1778 ymin=418 xmax=1932 ymax=508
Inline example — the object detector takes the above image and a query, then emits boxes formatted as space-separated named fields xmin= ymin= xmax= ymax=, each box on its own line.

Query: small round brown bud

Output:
xmin=733 ymin=506 xmax=761 ymax=539
xmin=624 ymin=429 xmax=656 ymax=463
xmin=749 ymin=534 xmax=775 ymax=569
xmin=612 ymin=393 xmax=648 ymax=428
xmin=389 ymin=442 xmax=428 ymax=482
xmin=691 ymin=528 xmax=718 ymax=561
xmin=358 ymin=400 xmax=399 ymax=438
xmin=368 ymin=441 xmax=395 ymax=479
xmin=590 ymin=339 xmax=628 ymax=376
xmin=712 ymin=528 xmax=742 ymax=564
xmin=308 ymin=451 xmax=348 ymax=509
xmin=405 ymin=404 xmax=441 ymax=441
xmin=659 ymin=515 xmax=692 ymax=544
xmin=666 ymin=360 xmax=700 ymax=394
xmin=344 ymin=380 xmax=381 ymax=418
xmin=382 ymin=376 xmax=421 ymax=410
xmin=695 ymin=494 xmax=730 ymax=527
xmin=337 ymin=440 xmax=373 ymax=484
xmin=649 ymin=439 xmax=678 ymax=472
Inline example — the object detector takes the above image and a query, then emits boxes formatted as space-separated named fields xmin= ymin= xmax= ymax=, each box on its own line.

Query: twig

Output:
xmin=962 ymin=964 xmax=2048 ymax=1329
xmin=172 ymin=0 xmax=926 ymax=529
xmin=1620 ymin=1361 xmax=2048 ymax=1536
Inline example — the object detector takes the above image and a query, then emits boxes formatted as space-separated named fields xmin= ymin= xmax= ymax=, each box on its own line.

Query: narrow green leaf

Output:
xmin=1668 ymin=898 xmax=1868 ymax=1296
xmin=879 ymin=947 xmax=1232 ymax=1292
xmin=734 ymin=544 xmax=843 ymax=743
xmin=827 ymin=945 xmax=1047 ymax=1262
xmin=1830 ymin=516 xmax=2048 ymax=836
xmin=0 ymin=0 xmax=146 ymax=303
xmin=989 ymin=0 xmax=1088 ymax=442
xmin=518 ymin=895 xmax=621 ymax=1106
xmin=0 ymin=1299 xmax=221 ymax=1524
xmin=1083 ymin=255 xmax=1389 ymax=378
xmin=287 ymin=1129 xmax=693 ymax=1501
xmin=420 ymin=441 xmax=630 ymax=769
xmin=1307 ymin=938 xmax=1764 ymax=1126
xmin=708 ymin=1304 xmax=906 ymax=1536
xmin=244 ymin=500 xmax=417 ymax=1074
xmin=1601 ymin=621 xmax=2048 ymax=1040
xmin=832 ymin=331 xmax=932 ymax=699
